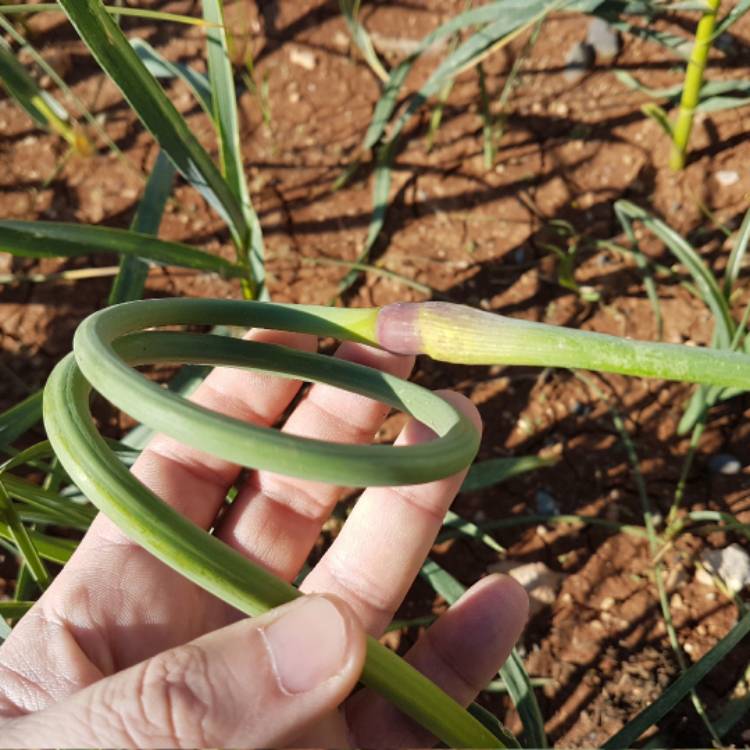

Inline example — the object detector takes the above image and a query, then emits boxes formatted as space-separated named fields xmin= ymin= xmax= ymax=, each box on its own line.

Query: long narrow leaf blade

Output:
xmin=0 ymin=521 xmax=77 ymax=564
xmin=0 ymin=38 xmax=55 ymax=126
xmin=499 ymin=649 xmax=548 ymax=748
xmin=723 ymin=205 xmax=750 ymax=296
xmin=615 ymin=200 xmax=733 ymax=346
xmin=131 ymin=38 xmax=213 ymax=115
xmin=462 ymin=455 xmax=557 ymax=492
xmin=109 ymin=150 xmax=176 ymax=304
xmin=57 ymin=0 xmax=247 ymax=240
xmin=202 ymin=0 xmax=266 ymax=298
xmin=0 ymin=221 xmax=243 ymax=277
xmin=604 ymin=609 xmax=750 ymax=748
xmin=0 ymin=391 xmax=43 ymax=450
xmin=339 ymin=0 xmax=389 ymax=82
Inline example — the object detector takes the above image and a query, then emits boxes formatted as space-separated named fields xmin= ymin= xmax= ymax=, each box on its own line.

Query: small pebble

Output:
xmin=700 ymin=544 xmax=750 ymax=593
xmin=708 ymin=452 xmax=742 ymax=475
xmin=489 ymin=560 xmax=564 ymax=616
xmin=289 ymin=47 xmax=316 ymax=71
xmin=586 ymin=17 xmax=620 ymax=61
xmin=716 ymin=170 xmax=740 ymax=186
xmin=535 ymin=489 xmax=561 ymax=516
xmin=563 ymin=42 xmax=595 ymax=83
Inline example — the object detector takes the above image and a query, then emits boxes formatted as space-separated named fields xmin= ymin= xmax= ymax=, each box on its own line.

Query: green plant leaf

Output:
xmin=58 ymin=0 xmax=248 ymax=241
xmin=0 ymin=520 xmax=77 ymax=564
xmin=0 ymin=600 xmax=34 ymax=619
xmin=337 ymin=141 xmax=393 ymax=294
xmin=338 ymin=0 xmax=389 ymax=82
xmin=468 ymin=702 xmax=522 ymax=749
xmin=0 ymin=37 xmax=65 ymax=126
xmin=714 ymin=0 xmax=750 ymax=36
xmin=0 ymin=473 xmax=95 ymax=529
xmin=724 ymin=205 xmax=750 ymax=297
xmin=604 ymin=609 xmax=750 ymax=748
xmin=0 ymin=391 xmax=43 ymax=450
xmin=340 ymin=0 xmax=564 ymax=293
xmin=109 ymin=150 xmax=177 ymax=305
xmin=641 ymin=102 xmax=674 ymax=137
xmin=614 ymin=201 xmax=733 ymax=347
xmin=0 ymin=481 xmax=49 ymax=587
xmin=131 ymin=38 xmax=213 ymax=115
xmin=202 ymin=0 xmax=266 ymax=299
xmin=611 ymin=205 xmax=665 ymax=338
xmin=0 ymin=4 xmax=217 ymax=27
xmin=442 ymin=509 xmax=505 ymax=553
xmin=0 ymin=221 xmax=244 ymax=278
xmin=462 ymin=455 xmax=557 ymax=492
xmin=499 ymin=648 xmax=549 ymax=748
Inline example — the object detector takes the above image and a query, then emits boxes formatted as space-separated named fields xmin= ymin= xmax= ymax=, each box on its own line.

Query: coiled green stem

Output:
xmin=43 ymin=298 xmax=750 ymax=747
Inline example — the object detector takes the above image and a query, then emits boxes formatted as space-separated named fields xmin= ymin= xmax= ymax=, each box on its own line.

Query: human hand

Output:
xmin=0 ymin=327 xmax=528 ymax=748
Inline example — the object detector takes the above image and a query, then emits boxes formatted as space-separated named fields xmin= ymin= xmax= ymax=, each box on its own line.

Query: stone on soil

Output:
xmin=708 ymin=452 xmax=742 ymax=475
xmin=490 ymin=560 xmax=564 ymax=616
xmin=563 ymin=42 xmax=595 ymax=83
xmin=586 ymin=17 xmax=620 ymax=61
xmin=699 ymin=544 xmax=750 ymax=593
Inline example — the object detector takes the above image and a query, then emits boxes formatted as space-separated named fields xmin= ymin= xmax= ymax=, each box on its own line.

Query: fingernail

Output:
xmin=261 ymin=596 xmax=349 ymax=694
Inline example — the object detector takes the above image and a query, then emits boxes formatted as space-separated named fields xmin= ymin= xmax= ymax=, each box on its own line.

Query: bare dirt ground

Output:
xmin=2 ymin=1 xmax=750 ymax=745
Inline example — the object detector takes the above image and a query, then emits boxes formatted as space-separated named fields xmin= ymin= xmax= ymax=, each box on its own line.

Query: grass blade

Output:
xmin=723 ymin=205 xmax=750 ymax=297
xmin=0 ymin=37 xmax=86 ymax=152
xmin=109 ymin=150 xmax=176 ymax=305
xmin=131 ymin=38 xmax=213 ymax=115
xmin=0 ymin=391 xmax=43 ymax=450
xmin=442 ymin=509 xmax=505 ymax=553
xmin=614 ymin=200 xmax=733 ymax=346
xmin=339 ymin=0 xmax=389 ymax=83
xmin=0 ymin=521 xmax=77 ymax=565
xmin=604 ymin=609 xmax=750 ymax=748
xmin=499 ymin=648 xmax=549 ymax=748
xmin=0 ymin=221 xmax=243 ymax=278
xmin=58 ymin=0 xmax=248 ymax=243
xmin=0 ymin=481 xmax=49 ymax=587
xmin=337 ymin=141 xmax=393 ymax=294
xmin=0 ymin=473 xmax=96 ymax=529
xmin=462 ymin=455 xmax=556 ymax=492
xmin=202 ymin=0 xmax=266 ymax=299
xmin=612 ymin=204 xmax=665 ymax=338
xmin=0 ymin=4 xmax=217 ymax=27
xmin=339 ymin=0 xmax=567 ymax=292
xmin=0 ymin=601 xmax=34 ymax=619
xmin=714 ymin=0 xmax=750 ymax=36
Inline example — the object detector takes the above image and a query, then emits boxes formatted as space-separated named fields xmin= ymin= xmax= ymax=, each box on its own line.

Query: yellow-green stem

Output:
xmin=669 ymin=0 xmax=721 ymax=171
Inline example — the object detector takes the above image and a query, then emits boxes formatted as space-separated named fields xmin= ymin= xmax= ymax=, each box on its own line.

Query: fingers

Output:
xmin=215 ymin=342 xmax=415 ymax=581
xmin=106 ymin=328 xmax=317 ymax=536
xmin=1 ymin=596 xmax=364 ymax=749
xmin=301 ymin=391 xmax=481 ymax=635
xmin=12 ymin=329 xmax=317 ymax=692
xmin=345 ymin=575 xmax=529 ymax=747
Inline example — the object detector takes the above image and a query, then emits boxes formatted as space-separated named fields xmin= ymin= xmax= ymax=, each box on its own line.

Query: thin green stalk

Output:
xmin=583 ymin=377 xmax=721 ymax=745
xmin=669 ymin=0 xmax=722 ymax=170
xmin=0 ymin=4 xmax=217 ymax=27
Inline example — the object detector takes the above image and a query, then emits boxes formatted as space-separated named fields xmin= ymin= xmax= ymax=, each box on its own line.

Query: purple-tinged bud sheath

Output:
xmin=376 ymin=302 xmax=425 ymax=355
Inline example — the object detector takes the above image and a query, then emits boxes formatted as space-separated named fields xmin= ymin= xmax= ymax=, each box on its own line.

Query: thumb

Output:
xmin=2 ymin=595 xmax=365 ymax=748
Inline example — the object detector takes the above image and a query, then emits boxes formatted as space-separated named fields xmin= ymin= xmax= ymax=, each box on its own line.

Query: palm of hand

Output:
xmin=0 ymin=328 xmax=526 ymax=748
